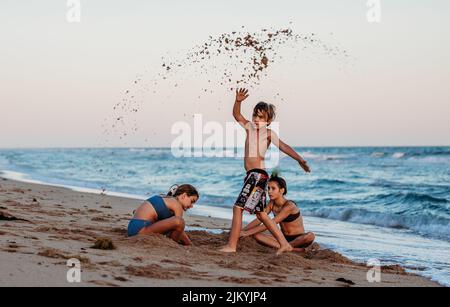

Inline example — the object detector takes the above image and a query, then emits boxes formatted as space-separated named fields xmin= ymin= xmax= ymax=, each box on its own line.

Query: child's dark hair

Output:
xmin=167 ymin=184 xmax=199 ymax=198
xmin=269 ymin=175 xmax=287 ymax=195
xmin=253 ymin=102 xmax=276 ymax=123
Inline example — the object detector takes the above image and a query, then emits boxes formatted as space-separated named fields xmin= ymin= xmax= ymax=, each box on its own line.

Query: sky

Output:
xmin=1 ymin=0 xmax=449 ymax=148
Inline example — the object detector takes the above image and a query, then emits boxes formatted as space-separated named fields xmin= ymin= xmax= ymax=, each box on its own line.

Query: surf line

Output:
xmin=182 ymin=291 xmax=216 ymax=305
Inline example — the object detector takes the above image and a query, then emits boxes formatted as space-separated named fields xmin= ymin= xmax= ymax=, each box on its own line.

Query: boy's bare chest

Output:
xmin=245 ymin=129 xmax=271 ymax=150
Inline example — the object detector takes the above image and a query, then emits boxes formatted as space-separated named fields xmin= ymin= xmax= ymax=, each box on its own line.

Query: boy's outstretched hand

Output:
xmin=299 ymin=159 xmax=311 ymax=173
xmin=235 ymin=88 xmax=249 ymax=103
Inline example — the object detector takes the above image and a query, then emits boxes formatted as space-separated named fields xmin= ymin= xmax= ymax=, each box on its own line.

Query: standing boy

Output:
xmin=219 ymin=88 xmax=311 ymax=255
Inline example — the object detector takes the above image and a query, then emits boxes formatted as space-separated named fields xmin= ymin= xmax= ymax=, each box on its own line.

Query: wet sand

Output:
xmin=0 ymin=177 xmax=440 ymax=287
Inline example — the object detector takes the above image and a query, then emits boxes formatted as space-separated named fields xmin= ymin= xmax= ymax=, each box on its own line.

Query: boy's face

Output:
xmin=252 ymin=110 xmax=270 ymax=128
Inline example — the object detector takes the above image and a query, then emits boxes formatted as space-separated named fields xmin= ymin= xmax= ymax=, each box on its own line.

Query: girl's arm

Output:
xmin=178 ymin=231 xmax=192 ymax=246
xmin=241 ymin=202 xmax=296 ymax=237
xmin=243 ymin=201 xmax=273 ymax=231
xmin=167 ymin=199 xmax=192 ymax=245
xmin=270 ymin=130 xmax=311 ymax=173
xmin=242 ymin=218 xmax=262 ymax=231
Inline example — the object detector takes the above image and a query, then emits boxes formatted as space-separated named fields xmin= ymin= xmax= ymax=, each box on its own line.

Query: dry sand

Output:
xmin=0 ymin=177 xmax=440 ymax=287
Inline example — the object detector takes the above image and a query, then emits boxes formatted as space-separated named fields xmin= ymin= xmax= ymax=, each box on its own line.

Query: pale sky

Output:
xmin=1 ymin=0 xmax=449 ymax=148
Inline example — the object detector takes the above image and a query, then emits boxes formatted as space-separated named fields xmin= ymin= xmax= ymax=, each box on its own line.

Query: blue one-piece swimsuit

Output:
xmin=127 ymin=195 xmax=174 ymax=237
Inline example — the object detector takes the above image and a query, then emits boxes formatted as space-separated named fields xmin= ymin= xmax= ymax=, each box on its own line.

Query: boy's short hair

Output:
xmin=253 ymin=102 xmax=276 ymax=123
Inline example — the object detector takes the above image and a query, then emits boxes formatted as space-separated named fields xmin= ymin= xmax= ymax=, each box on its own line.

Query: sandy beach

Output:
xmin=0 ymin=177 xmax=440 ymax=287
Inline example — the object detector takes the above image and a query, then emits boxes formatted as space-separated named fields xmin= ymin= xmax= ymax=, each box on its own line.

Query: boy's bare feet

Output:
xmin=219 ymin=245 xmax=237 ymax=253
xmin=276 ymin=244 xmax=294 ymax=255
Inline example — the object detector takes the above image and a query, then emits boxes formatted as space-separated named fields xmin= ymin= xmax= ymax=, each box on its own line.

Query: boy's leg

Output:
xmin=256 ymin=211 xmax=293 ymax=255
xmin=219 ymin=206 xmax=244 ymax=252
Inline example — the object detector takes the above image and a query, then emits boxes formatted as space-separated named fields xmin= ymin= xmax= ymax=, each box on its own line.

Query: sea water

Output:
xmin=0 ymin=147 xmax=449 ymax=285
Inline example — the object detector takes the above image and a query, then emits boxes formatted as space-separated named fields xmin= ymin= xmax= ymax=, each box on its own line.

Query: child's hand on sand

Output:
xmin=235 ymin=88 xmax=249 ymax=103
xmin=299 ymin=159 xmax=311 ymax=173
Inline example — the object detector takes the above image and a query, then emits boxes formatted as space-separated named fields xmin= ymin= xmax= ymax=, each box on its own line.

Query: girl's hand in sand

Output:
xmin=235 ymin=88 xmax=249 ymax=103
xmin=299 ymin=159 xmax=311 ymax=173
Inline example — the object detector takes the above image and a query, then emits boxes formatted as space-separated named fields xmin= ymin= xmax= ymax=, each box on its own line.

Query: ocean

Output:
xmin=0 ymin=146 xmax=449 ymax=286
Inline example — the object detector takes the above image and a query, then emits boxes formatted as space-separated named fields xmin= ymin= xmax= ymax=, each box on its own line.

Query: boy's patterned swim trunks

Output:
xmin=234 ymin=168 xmax=269 ymax=214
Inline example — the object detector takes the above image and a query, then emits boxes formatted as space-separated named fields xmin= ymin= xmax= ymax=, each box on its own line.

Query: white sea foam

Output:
xmin=0 ymin=170 xmax=145 ymax=203
xmin=304 ymin=207 xmax=450 ymax=241
xmin=300 ymin=151 xmax=351 ymax=161
xmin=371 ymin=152 xmax=385 ymax=158
xmin=393 ymin=152 xmax=405 ymax=159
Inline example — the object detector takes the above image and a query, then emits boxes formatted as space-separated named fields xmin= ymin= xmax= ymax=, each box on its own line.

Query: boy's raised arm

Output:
xmin=233 ymin=88 xmax=250 ymax=128
xmin=270 ymin=130 xmax=311 ymax=173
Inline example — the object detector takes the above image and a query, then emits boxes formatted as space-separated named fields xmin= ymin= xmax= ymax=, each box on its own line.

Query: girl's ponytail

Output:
xmin=167 ymin=184 xmax=199 ymax=198
xmin=167 ymin=184 xmax=179 ymax=196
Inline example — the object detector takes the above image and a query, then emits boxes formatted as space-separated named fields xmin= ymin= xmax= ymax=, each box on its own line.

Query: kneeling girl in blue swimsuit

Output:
xmin=127 ymin=184 xmax=199 ymax=245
